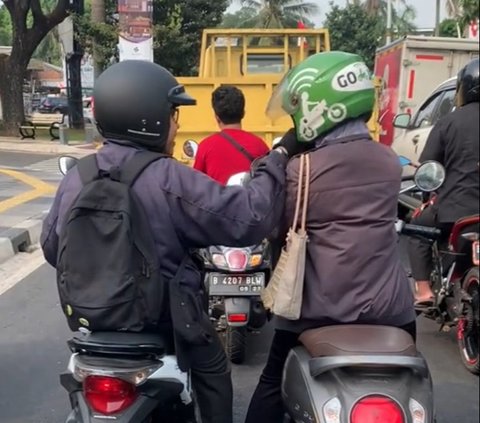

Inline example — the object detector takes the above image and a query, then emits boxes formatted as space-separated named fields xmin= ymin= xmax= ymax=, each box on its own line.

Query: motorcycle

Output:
xmin=57 ymin=156 xmax=200 ymax=423
xmin=281 ymin=160 xmax=445 ymax=423
xmin=399 ymin=156 xmax=480 ymax=374
xmin=183 ymin=141 xmax=270 ymax=364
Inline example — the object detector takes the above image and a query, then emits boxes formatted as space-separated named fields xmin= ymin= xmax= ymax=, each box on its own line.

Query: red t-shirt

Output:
xmin=193 ymin=129 xmax=270 ymax=185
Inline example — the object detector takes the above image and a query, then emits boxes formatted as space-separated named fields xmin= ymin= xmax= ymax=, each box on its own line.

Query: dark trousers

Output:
xmin=185 ymin=320 xmax=233 ymax=423
xmin=408 ymin=206 xmax=452 ymax=280
xmin=244 ymin=322 xmax=417 ymax=423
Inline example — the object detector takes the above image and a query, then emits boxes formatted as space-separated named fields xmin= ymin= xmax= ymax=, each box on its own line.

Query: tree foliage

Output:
xmin=324 ymin=2 xmax=383 ymax=70
xmin=0 ymin=0 xmax=70 ymax=133
xmin=235 ymin=0 xmax=318 ymax=28
xmin=446 ymin=0 xmax=479 ymax=31
xmin=74 ymin=0 xmax=118 ymax=72
xmin=348 ymin=0 xmax=417 ymax=37
xmin=0 ymin=0 xmax=63 ymax=65
xmin=152 ymin=0 xmax=229 ymax=76
xmin=440 ymin=18 xmax=461 ymax=37
xmin=221 ymin=5 xmax=315 ymax=28
xmin=0 ymin=4 xmax=12 ymax=45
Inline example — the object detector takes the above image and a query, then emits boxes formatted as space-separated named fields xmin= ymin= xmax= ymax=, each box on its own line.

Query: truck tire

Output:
xmin=225 ymin=326 xmax=246 ymax=364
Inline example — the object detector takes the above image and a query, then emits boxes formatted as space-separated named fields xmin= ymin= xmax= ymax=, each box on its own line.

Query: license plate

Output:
xmin=473 ymin=241 xmax=479 ymax=266
xmin=208 ymin=273 xmax=265 ymax=296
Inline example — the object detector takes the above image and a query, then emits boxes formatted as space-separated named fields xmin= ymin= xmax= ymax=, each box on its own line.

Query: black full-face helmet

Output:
xmin=93 ymin=60 xmax=196 ymax=151
xmin=456 ymin=58 xmax=479 ymax=107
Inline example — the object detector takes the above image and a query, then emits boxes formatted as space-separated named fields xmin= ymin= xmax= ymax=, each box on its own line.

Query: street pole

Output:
xmin=386 ymin=0 xmax=392 ymax=45
xmin=435 ymin=0 xmax=441 ymax=36
xmin=66 ymin=0 xmax=85 ymax=130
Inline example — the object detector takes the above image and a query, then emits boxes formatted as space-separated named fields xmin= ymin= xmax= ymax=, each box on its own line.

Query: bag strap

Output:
xmin=219 ymin=131 xmax=255 ymax=163
xmin=300 ymin=155 xmax=310 ymax=231
xmin=77 ymin=154 xmax=100 ymax=186
xmin=291 ymin=154 xmax=310 ymax=232
xmin=119 ymin=151 xmax=169 ymax=187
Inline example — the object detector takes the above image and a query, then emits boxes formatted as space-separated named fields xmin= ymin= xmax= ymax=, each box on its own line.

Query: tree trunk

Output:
xmin=91 ymin=0 xmax=106 ymax=79
xmin=0 ymin=56 xmax=29 ymax=135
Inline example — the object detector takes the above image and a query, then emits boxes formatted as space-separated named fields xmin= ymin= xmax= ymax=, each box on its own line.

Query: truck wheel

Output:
xmin=225 ymin=326 xmax=246 ymax=364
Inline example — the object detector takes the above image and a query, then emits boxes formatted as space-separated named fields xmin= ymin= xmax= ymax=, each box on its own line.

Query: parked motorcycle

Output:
xmin=282 ymin=160 xmax=444 ymax=423
xmin=183 ymin=141 xmax=270 ymax=364
xmin=57 ymin=156 xmax=200 ymax=423
xmin=399 ymin=156 xmax=480 ymax=374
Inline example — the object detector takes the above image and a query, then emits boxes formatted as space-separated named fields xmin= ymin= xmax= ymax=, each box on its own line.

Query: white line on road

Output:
xmin=0 ymin=247 xmax=46 ymax=296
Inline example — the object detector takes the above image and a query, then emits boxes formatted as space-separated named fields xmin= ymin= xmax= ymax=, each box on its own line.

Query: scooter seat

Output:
xmin=68 ymin=331 xmax=168 ymax=357
xmin=299 ymin=325 xmax=417 ymax=358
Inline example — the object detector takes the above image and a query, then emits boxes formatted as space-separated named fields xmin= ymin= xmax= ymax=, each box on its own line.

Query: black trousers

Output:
xmin=184 ymin=318 xmax=233 ymax=423
xmin=244 ymin=321 xmax=417 ymax=423
xmin=408 ymin=206 xmax=452 ymax=281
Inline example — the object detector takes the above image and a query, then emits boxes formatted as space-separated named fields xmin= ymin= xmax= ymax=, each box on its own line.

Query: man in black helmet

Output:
xmin=409 ymin=58 xmax=480 ymax=309
xmin=40 ymin=60 xmax=302 ymax=423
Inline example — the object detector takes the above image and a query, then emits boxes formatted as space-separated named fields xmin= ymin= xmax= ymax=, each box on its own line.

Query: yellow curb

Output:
xmin=0 ymin=169 xmax=56 ymax=214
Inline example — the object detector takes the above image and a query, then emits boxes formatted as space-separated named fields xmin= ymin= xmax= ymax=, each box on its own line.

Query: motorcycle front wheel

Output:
xmin=458 ymin=267 xmax=480 ymax=375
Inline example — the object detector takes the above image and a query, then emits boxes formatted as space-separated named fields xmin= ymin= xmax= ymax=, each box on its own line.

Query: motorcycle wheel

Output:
xmin=457 ymin=267 xmax=480 ymax=375
xmin=225 ymin=326 xmax=246 ymax=364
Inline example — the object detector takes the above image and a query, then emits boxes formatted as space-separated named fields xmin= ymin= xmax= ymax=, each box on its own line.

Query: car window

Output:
xmin=412 ymin=91 xmax=443 ymax=129
xmin=431 ymin=89 xmax=456 ymax=125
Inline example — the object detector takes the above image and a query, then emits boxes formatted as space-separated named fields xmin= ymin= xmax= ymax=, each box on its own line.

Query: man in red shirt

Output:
xmin=193 ymin=85 xmax=270 ymax=184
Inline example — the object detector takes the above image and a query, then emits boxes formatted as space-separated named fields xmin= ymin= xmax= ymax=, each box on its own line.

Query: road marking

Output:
xmin=0 ymin=168 xmax=56 ymax=213
xmin=0 ymin=248 xmax=46 ymax=296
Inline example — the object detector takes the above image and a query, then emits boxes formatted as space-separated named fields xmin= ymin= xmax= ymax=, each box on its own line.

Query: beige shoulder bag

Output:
xmin=261 ymin=153 xmax=310 ymax=320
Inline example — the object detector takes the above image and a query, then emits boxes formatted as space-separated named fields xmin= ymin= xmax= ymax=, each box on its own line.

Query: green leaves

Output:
xmin=235 ymin=0 xmax=319 ymax=28
xmin=324 ymin=3 xmax=383 ymax=70
xmin=152 ymin=0 xmax=229 ymax=76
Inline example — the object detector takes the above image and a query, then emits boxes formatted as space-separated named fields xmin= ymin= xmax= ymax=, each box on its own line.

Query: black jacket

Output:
xmin=420 ymin=102 xmax=480 ymax=223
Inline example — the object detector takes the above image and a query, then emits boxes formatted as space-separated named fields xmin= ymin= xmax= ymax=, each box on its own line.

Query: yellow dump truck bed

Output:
xmin=173 ymin=28 xmax=381 ymax=162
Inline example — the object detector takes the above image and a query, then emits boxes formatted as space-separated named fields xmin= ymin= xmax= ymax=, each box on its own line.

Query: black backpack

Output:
xmin=56 ymin=151 xmax=167 ymax=332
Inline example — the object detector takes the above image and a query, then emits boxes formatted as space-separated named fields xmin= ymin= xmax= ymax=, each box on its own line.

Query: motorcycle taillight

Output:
xmin=225 ymin=249 xmax=248 ymax=271
xmin=84 ymin=375 xmax=137 ymax=415
xmin=351 ymin=396 xmax=404 ymax=423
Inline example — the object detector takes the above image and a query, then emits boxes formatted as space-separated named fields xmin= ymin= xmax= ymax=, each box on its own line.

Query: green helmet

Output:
xmin=266 ymin=51 xmax=375 ymax=142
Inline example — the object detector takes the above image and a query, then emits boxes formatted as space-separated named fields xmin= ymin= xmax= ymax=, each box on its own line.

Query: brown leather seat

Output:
xmin=299 ymin=325 xmax=417 ymax=358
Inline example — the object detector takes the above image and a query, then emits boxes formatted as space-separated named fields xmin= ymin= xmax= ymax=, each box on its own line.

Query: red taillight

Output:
xmin=225 ymin=249 xmax=248 ymax=271
xmin=84 ymin=375 xmax=137 ymax=415
xmin=228 ymin=313 xmax=248 ymax=322
xmin=351 ymin=396 xmax=404 ymax=423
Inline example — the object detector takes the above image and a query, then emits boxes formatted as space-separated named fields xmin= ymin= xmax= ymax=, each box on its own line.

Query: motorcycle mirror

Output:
xmin=398 ymin=155 xmax=412 ymax=167
xmin=414 ymin=161 xmax=446 ymax=192
xmin=226 ymin=172 xmax=250 ymax=187
xmin=183 ymin=139 xmax=198 ymax=158
xmin=58 ymin=156 xmax=79 ymax=175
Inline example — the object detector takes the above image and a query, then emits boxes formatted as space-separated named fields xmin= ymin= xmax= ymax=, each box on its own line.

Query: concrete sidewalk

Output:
xmin=0 ymin=136 xmax=99 ymax=156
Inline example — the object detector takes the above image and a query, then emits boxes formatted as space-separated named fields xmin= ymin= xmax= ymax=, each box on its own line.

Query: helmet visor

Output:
xmin=266 ymin=70 xmax=296 ymax=120
xmin=168 ymin=85 xmax=196 ymax=106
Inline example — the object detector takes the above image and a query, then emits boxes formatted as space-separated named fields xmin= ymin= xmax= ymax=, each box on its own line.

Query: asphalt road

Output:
xmin=0 ymin=261 xmax=478 ymax=423
xmin=0 ymin=151 xmax=56 ymax=168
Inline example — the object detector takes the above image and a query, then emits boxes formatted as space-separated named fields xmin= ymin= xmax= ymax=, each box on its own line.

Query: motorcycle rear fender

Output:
xmin=224 ymin=297 xmax=250 ymax=327
xmin=282 ymin=346 xmax=435 ymax=423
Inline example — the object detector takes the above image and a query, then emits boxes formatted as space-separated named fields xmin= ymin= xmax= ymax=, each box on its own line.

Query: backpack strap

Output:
xmin=77 ymin=154 xmax=100 ymax=185
xmin=219 ymin=131 xmax=255 ymax=163
xmin=119 ymin=150 xmax=169 ymax=187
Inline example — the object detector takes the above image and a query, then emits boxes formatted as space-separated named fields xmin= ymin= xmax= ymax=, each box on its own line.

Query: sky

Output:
xmin=227 ymin=0 xmax=449 ymax=29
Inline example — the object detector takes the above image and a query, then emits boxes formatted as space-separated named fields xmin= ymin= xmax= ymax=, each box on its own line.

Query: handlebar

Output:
xmin=401 ymin=223 xmax=442 ymax=240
